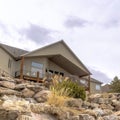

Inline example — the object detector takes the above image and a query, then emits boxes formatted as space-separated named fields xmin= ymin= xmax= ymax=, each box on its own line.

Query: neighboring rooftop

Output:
xmin=91 ymin=78 xmax=103 ymax=84
xmin=0 ymin=43 xmax=28 ymax=58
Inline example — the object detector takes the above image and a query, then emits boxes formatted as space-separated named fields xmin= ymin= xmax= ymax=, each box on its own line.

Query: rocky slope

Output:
xmin=0 ymin=73 xmax=120 ymax=120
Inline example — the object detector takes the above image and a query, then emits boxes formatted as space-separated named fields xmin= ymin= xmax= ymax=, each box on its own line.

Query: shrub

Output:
xmin=50 ymin=80 xmax=86 ymax=101
xmin=110 ymin=76 xmax=120 ymax=93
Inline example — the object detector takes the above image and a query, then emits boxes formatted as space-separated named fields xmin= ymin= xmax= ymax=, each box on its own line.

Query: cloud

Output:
xmin=89 ymin=68 xmax=112 ymax=84
xmin=64 ymin=16 xmax=89 ymax=28
xmin=0 ymin=21 xmax=9 ymax=34
xmin=103 ymin=19 xmax=120 ymax=28
xmin=19 ymin=23 xmax=55 ymax=44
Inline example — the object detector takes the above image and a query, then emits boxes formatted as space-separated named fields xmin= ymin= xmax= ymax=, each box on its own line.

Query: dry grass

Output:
xmin=47 ymin=93 xmax=69 ymax=107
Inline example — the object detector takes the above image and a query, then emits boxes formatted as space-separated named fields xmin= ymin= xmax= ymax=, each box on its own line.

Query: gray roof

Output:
xmin=0 ymin=43 xmax=28 ymax=59
xmin=91 ymin=78 xmax=103 ymax=84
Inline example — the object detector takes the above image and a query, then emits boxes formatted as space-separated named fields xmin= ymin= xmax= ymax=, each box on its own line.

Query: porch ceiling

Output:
xmin=49 ymin=55 xmax=89 ymax=77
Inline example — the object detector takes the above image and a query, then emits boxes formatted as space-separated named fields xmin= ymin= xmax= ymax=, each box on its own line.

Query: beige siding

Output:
xmin=90 ymin=82 xmax=102 ymax=94
xmin=25 ymin=42 xmax=88 ymax=73
xmin=0 ymin=48 xmax=16 ymax=76
xmin=21 ymin=57 xmax=71 ymax=77
xmin=23 ymin=57 xmax=47 ymax=75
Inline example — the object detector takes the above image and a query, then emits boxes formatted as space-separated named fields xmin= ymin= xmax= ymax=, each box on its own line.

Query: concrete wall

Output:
xmin=0 ymin=48 xmax=16 ymax=76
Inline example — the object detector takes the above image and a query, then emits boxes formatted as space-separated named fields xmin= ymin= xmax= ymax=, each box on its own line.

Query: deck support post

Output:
xmin=37 ymin=71 xmax=39 ymax=82
xmin=20 ymin=56 xmax=24 ymax=79
xmin=88 ymin=75 xmax=91 ymax=93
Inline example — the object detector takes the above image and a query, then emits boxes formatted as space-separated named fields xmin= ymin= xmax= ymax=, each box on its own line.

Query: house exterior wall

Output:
xmin=48 ymin=60 xmax=70 ymax=76
xmin=90 ymin=82 xmax=102 ymax=94
xmin=0 ymin=48 xmax=16 ymax=76
xmin=25 ymin=42 xmax=88 ymax=73
xmin=21 ymin=57 xmax=70 ymax=77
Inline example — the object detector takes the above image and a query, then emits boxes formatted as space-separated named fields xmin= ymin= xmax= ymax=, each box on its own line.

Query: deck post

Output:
xmin=88 ymin=75 xmax=91 ymax=93
xmin=37 ymin=71 xmax=39 ymax=82
xmin=20 ymin=56 xmax=24 ymax=79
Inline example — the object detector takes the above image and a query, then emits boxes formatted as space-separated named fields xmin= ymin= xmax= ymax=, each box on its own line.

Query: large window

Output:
xmin=31 ymin=62 xmax=43 ymax=77
xmin=96 ymin=84 xmax=101 ymax=90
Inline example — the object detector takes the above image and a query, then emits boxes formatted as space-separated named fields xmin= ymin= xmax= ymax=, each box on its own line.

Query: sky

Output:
xmin=0 ymin=0 xmax=120 ymax=83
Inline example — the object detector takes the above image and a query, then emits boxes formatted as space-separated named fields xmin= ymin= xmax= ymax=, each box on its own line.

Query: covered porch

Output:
xmin=16 ymin=55 xmax=91 ymax=91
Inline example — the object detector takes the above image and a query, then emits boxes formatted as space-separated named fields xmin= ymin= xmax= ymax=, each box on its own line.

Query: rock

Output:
xmin=83 ymin=110 xmax=97 ymax=118
xmin=79 ymin=114 xmax=95 ymax=120
xmin=0 ymin=87 xmax=21 ymax=96
xmin=31 ymin=113 xmax=57 ymax=120
xmin=34 ymin=90 xmax=51 ymax=103
xmin=100 ymin=104 xmax=114 ymax=110
xmin=25 ymin=98 xmax=37 ymax=103
xmin=64 ymin=98 xmax=83 ymax=108
xmin=103 ymin=115 xmax=120 ymax=120
xmin=0 ymin=81 xmax=15 ymax=89
xmin=98 ymin=98 xmax=105 ymax=104
xmin=17 ymin=115 xmax=33 ymax=120
xmin=82 ymin=101 xmax=91 ymax=109
xmin=114 ymin=111 xmax=120 ymax=116
xmin=112 ymin=100 xmax=120 ymax=111
xmin=88 ymin=94 xmax=102 ymax=103
xmin=2 ymin=99 xmax=30 ymax=112
xmin=26 ymin=84 xmax=48 ymax=92
xmin=71 ymin=116 xmax=79 ymax=120
xmin=22 ymin=88 xmax=35 ymax=98
xmin=0 ymin=76 xmax=15 ymax=82
xmin=97 ymin=117 xmax=104 ymax=120
xmin=30 ymin=103 xmax=70 ymax=120
xmin=93 ymin=108 xmax=105 ymax=116
xmin=15 ymin=84 xmax=26 ymax=91
xmin=0 ymin=109 xmax=19 ymax=120
xmin=90 ymin=103 xmax=99 ymax=109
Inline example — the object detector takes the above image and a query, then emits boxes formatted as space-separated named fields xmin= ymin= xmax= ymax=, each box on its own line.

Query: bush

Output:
xmin=110 ymin=76 xmax=120 ymax=93
xmin=50 ymin=80 xmax=86 ymax=101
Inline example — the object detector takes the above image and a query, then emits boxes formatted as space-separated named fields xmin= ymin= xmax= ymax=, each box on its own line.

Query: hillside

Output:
xmin=0 ymin=71 xmax=120 ymax=120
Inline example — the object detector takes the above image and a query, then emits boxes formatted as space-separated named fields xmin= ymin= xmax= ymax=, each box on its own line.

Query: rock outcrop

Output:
xmin=0 ymin=75 xmax=120 ymax=120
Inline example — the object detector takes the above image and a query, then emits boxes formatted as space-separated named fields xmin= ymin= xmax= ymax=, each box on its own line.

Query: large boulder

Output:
xmin=22 ymin=88 xmax=35 ymax=98
xmin=0 ymin=81 xmax=15 ymax=89
xmin=64 ymin=98 xmax=83 ymax=108
xmin=0 ymin=109 xmax=19 ymax=120
xmin=112 ymin=100 xmax=120 ymax=111
xmin=0 ymin=87 xmax=21 ymax=96
xmin=34 ymin=90 xmax=51 ymax=103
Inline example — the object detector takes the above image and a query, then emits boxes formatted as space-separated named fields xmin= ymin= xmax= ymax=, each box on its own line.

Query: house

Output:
xmin=101 ymin=84 xmax=110 ymax=93
xmin=79 ymin=77 xmax=103 ymax=93
xmin=0 ymin=40 xmax=102 ymax=93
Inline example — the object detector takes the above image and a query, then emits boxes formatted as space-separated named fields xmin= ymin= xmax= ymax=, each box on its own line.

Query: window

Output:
xmin=49 ymin=70 xmax=54 ymax=74
xmin=60 ymin=72 xmax=64 ymax=76
xmin=55 ymin=71 xmax=59 ymax=74
xmin=80 ymin=79 xmax=86 ymax=84
xmin=31 ymin=62 xmax=43 ymax=77
xmin=96 ymin=84 xmax=101 ymax=90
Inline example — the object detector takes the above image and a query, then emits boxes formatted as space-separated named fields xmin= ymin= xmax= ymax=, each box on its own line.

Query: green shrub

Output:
xmin=110 ymin=76 xmax=120 ymax=93
xmin=50 ymin=80 xmax=86 ymax=100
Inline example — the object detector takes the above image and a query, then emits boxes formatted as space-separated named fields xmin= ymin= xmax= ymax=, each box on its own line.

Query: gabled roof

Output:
xmin=0 ymin=43 xmax=28 ymax=59
xmin=22 ymin=40 xmax=91 ymax=75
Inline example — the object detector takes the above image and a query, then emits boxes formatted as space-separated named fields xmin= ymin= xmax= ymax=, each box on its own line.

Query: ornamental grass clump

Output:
xmin=47 ymin=76 xmax=86 ymax=107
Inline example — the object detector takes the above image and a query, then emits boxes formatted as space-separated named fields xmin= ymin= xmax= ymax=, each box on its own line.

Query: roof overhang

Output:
xmin=49 ymin=55 xmax=90 ymax=77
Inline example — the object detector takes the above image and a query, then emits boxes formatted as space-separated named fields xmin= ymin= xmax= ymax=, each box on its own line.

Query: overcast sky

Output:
xmin=0 ymin=0 xmax=120 ymax=83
